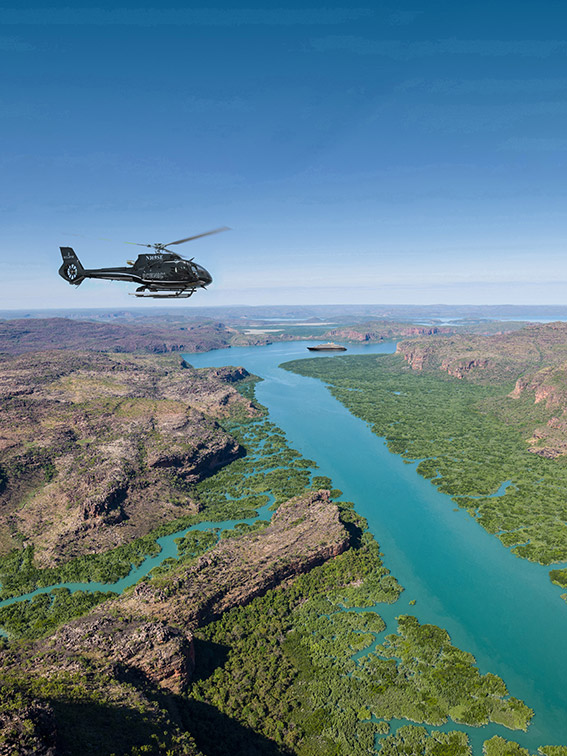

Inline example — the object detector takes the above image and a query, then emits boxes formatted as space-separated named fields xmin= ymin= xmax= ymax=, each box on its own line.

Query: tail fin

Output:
xmin=59 ymin=247 xmax=86 ymax=285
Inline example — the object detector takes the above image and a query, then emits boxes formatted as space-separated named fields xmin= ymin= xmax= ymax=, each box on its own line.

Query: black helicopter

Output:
xmin=58 ymin=227 xmax=228 ymax=298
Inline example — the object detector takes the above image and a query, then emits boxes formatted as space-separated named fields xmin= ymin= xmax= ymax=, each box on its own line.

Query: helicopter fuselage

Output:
xmin=59 ymin=248 xmax=213 ymax=298
xmin=59 ymin=226 xmax=226 ymax=298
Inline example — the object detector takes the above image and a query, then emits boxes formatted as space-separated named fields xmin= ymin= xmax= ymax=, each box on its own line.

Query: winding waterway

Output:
xmin=0 ymin=503 xmax=274 ymax=609
xmin=186 ymin=340 xmax=567 ymax=753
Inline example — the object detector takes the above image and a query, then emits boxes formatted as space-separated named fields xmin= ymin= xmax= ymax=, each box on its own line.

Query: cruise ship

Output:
xmin=307 ymin=342 xmax=347 ymax=352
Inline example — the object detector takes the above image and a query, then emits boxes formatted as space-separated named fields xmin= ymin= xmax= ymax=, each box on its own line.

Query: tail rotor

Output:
xmin=59 ymin=247 xmax=86 ymax=285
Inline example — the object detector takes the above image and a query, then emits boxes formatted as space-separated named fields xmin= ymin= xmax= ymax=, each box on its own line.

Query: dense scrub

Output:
xmin=283 ymin=354 xmax=567 ymax=569
xmin=378 ymin=726 xmax=471 ymax=756
xmin=484 ymin=736 xmax=567 ymax=756
xmin=188 ymin=534 xmax=531 ymax=756
xmin=0 ymin=670 xmax=204 ymax=756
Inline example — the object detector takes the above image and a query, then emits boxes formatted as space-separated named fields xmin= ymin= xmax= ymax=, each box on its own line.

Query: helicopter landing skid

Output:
xmin=129 ymin=289 xmax=195 ymax=299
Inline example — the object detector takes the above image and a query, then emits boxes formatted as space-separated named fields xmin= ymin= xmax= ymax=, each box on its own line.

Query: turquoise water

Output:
xmin=0 ymin=502 xmax=273 ymax=610
xmin=187 ymin=340 xmax=567 ymax=752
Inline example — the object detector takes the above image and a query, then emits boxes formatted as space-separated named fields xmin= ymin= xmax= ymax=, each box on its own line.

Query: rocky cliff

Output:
xmin=37 ymin=489 xmax=349 ymax=692
xmin=508 ymin=363 xmax=567 ymax=458
xmin=323 ymin=321 xmax=452 ymax=343
xmin=397 ymin=322 xmax=567 ymax=383
xmin=0 ymin=490 xmax=350 ymax=752
xmin=396 ymin=322 xmax=567 ymax=458
xmin=120 ymin=489 xmax=350 ymax=630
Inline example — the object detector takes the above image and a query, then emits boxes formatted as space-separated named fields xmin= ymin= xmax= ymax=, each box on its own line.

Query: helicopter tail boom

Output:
xmin=59 ymin=247 xmax=86 ymax=285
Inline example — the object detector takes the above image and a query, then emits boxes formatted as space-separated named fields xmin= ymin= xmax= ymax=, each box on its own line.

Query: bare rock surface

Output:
xmin=27 ymin=490 xmax=349 ymax=695
xmin=0 ymin=351 xmax=257 ymax=563
xmin=121 ymin=489 xmax=350 ymax=627
xmin=52 ymin=616 xmax=195 ymax=693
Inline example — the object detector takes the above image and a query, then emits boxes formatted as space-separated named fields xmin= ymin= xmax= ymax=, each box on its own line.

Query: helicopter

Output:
xmin=58 ymin=227 xmax=228 ymax=298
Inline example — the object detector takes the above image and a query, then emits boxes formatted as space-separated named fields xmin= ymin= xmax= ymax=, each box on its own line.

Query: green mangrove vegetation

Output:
xmin=0 ymin=385 xmax=322 ymax=635
xmin=283 ymin=354 xmax=567 ymax=569
xmin=378 ymin=726 xmax=471 ymax=756
xmin=549 ymin=568 xmax=567 ymax=589
xmin=188 ymin=534 xmax=532 ymax=756
xmin=0 ymin=670 xmax=202 ymax=756
xmin=0 ymin=588 xmax=115 ymax=640
xmin=194 ymin=416 xmax=318 ymax=515
xmin=483 ymin=736 xmax=567 ymax=756
xmin=0 ymin=372 xmax=548 ymax=755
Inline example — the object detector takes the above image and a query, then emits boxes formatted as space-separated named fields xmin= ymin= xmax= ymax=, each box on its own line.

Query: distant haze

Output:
xmin=3 ymin=304 xmax=567 ymax=324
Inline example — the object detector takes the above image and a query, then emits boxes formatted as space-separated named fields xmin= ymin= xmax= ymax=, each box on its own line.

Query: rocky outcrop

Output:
xmin=398 ymin=345 xmax=431 ymax=372
xmin=119 ymin=490 xmax=350 ymax=628
xmin=0 ymin=351 xmax=256 ymax=564
xmin=324 ymin=323 xmax=451 ymax=343
xmin=206 ymin=366 xmax=251 ymax=383
xmin=509 ymin=363 xmax=567 ymax=457
xmin=20 ymin=490 xmax=349 ymax=698
xmin=398 ymin=323 xmax=567 ymax=383
xmin=398 ymin=343 xmax=493 ymax=377
xmin=168 ymin=365 xmax=256 ymax=418
xmin=52 ymin=616 xmax=195 ymax=694
xmin=440 ymin=357 xmax=491 ymax=380
xmin=397 ymin=324 xmax=567 ymax=457
xmin=510 ymin=366 xmax=567 ymax=408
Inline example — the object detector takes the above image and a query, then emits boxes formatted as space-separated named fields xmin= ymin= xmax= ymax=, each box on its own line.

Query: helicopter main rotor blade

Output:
xmin=63 ymin=227 xmax=230 ymax=250
xmin=164 ymin=226 xmax=230 ymax=247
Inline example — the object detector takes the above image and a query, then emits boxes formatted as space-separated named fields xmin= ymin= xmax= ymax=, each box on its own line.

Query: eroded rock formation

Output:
xmin=0 ymin=351 xmax=257 ymax=564
xmin=5 ymin=490 xmax=350 ymax=701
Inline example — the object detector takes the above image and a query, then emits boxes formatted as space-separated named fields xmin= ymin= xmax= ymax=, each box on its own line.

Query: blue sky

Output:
xmin=2 ymin=1 xmax=567 ymax=308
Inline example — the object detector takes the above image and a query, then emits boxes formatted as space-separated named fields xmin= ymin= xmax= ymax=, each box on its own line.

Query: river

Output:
xmin=186 ymin=340 xmax=567 ymax=753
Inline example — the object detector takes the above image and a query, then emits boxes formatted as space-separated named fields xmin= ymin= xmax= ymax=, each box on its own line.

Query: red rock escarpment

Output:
xmin=325 ymin=323 xmax=449 ymax=343
xmin=121 ymin=489 xmax=351 ymax=628
xmin=47 ymin=490 xmax=351 ymax=694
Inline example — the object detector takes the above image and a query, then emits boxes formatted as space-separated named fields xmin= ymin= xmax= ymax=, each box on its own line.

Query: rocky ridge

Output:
xmin=35 ymin=489 xmax=349 ymax=693
xmin=0 ymin=351 xmax=257 ymax=563
xmin=120 ymin=489 xmax=350 ymax=630
xmin=0 ymin=317 xmax=239 ymax=355
xmin=0 ymin=490 xmax=350 ymax=753
xmin=397 ymin=322 xmax=567 ymax=458
xmin=323 ymin=321 xmax=453 ymax=343
xmin=397 ymin=322 xmax=567 ymax=382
